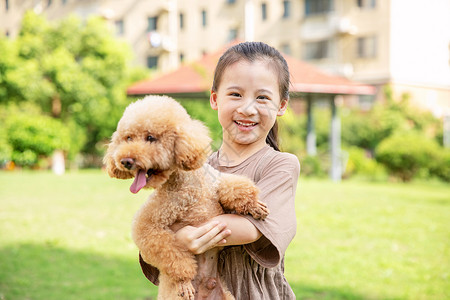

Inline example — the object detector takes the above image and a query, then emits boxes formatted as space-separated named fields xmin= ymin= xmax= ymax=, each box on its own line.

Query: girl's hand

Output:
xmin=172 ymin=221 xmax=231 ymax=255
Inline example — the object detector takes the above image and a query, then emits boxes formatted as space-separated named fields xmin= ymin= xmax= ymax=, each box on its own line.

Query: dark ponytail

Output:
xmin=266 ymin=121 xmax=280 ymax=151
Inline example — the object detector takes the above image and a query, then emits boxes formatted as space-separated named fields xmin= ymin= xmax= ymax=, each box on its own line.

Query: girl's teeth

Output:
xmin=236 ymin=121 xmax=256 ymax=126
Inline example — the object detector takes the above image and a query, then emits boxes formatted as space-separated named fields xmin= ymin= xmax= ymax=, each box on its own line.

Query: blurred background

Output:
xmin=0 ymin=0 xmax=449 ymax=299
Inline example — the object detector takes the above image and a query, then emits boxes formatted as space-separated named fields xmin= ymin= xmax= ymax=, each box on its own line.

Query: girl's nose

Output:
xmin=237 ymin=97 xmax=257 ymax=116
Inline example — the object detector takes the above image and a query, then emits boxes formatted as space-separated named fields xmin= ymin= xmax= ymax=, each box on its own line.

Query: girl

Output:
xmin=141 ymin=42 xmax=300 ymax=299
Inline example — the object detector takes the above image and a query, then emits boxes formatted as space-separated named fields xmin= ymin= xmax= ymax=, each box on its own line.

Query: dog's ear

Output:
xmin=103 ymin=132 xmax=134 ymax=179
xmin=174 ymin=119 xmax=212 ymax=170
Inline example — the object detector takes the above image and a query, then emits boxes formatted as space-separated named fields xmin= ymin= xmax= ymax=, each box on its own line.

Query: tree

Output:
xmin=0 ymin=12 xmax=147 ymax=167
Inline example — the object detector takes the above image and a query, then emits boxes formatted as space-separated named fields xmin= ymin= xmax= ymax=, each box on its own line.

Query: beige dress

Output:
xmin=139 ymin=145 xmax=300 ymax=299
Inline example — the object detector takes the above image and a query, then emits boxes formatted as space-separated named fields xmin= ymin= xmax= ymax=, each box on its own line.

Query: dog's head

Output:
xmin=103 ymin=95 xmax=212 ymax=193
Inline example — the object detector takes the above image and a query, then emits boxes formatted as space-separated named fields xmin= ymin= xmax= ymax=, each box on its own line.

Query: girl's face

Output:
xmin=210 ymin=59 xmax=287 ymax=151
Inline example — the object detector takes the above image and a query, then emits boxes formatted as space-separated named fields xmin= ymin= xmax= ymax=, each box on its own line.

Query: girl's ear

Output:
xmin=277 ymin=98 xmax=288 ymax=116
xmin=210 ymin=91 xmax=218 ymax=110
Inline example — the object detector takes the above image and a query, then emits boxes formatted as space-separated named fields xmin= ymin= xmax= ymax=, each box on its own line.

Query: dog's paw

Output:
xmin=247 ymin=200 xmax=270 ymax=220
xmin=177 ymin=281 xmax=195 ymax=300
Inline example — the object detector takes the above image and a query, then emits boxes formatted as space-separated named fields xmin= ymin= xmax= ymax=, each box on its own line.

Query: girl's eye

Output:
xmin=146 ymin=135 xmax=157 ymax=142
xmin=257 ymin=95 xmax=270 ymax=101
xmin=127 ymin=136 xmax=132 ymax=141
xmin=229 ymin=92 xmax=241 ymax=98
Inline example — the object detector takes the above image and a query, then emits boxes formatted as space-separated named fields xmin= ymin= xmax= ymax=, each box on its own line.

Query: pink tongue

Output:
xmin=130 ymin=170 xmax=147 ymax=194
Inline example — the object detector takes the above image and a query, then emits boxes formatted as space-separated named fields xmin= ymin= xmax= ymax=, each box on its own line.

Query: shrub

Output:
xmin=429 ymin=148 xmax=450 ymax=182
xmin=6 ymin=112 xmax=71 ymax=167
xmin=343 ymin=146 xmax=387 ymax=181
xmin=279 ymin=108 xmax=305 ymax=157
xmin=375 ymin=132 xmax=441 ymax=181
xmin=11 ymin=149 xmax=37 ymax=167
xmin=342 ymin=107 xmax=406 ymax=151
xmin=300 ymin=154 xmax=328 ymax=178
xmin=0 ymin=127 xmax=12 ymax=165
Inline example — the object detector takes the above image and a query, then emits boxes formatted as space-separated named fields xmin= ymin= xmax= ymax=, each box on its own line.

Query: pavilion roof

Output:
xmin=127 ymin=44 xmax=376 ymax=96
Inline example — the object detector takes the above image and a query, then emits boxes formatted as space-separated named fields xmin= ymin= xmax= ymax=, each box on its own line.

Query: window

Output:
xmin=357 ymin=0 xmax=376 ymax=9
xmin=357 ymin=36 xmax=377 ymax=58
xmin=147 ymin=16 xmax=158 ymax=32
xmin=283 ymin=0 xmax=291 ymax=18
xmin=179 ymin=13 xmax=184 ymax=30
xmin=281 ymin=43 xmax=291 ymax=55
xmin=5 ymin=0 xmax=9 ymax=11
xmin=179 ymin=53 xmax=184 ymax=63
xmin=62 ymin=0 xmax=68 ymax=5
xmin=147 ymin=56 xmax=158 ymax=69
xmin=261 ymin=3 xmax=267 ymax=20
xmin=115 ymin=20 xmax=124 ymax=36
xmin=227 ymin=0 xmax=236 ymax=4
xmin=305 ymin=0 xmax=333 ymax=16
xmin=228 ymin=28 xmax=238 ymax=42
xmin=358 ymin=95 xmax=375 ymax=111
xmin=47 ymin=0 xmax=52 ymax=7
xmin=304 ymin=40 xmax=329 ymax=60
xmin=201 ymin=9 xmax=207 ymax=27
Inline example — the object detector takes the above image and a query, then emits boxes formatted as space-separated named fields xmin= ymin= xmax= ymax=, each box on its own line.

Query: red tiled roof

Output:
xmin=127 ymin=44 xmax=376 ymax=96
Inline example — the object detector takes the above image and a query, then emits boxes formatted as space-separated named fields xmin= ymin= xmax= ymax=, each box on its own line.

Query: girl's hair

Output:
xmin=212 ymin=42 xmax=290 ymax=151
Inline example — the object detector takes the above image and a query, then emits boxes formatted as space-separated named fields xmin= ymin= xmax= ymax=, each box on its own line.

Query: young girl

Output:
xmin=141 ymin=42 xmax=300 ymax=299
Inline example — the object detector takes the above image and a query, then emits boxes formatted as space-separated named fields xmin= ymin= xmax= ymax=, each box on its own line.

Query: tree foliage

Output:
xmin=0 ymin=12 xmax=147 ymax=166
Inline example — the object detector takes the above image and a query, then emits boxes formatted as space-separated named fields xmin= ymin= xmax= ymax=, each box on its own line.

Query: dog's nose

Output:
xmin=120 ymin=158 xmax=135 ymax=170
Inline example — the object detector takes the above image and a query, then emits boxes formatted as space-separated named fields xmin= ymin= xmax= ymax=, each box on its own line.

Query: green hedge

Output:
xmin=5 ymin=112 xmax=71 ymax=167
xmin=343 ymin=146 xmax=387 ymax=181
xmin=375 ymin=132 xmax=442 ymax=181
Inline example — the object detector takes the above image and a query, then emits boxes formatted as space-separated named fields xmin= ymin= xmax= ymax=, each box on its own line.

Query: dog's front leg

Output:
xmin=216 ymin=174 xmax=269 ymax=220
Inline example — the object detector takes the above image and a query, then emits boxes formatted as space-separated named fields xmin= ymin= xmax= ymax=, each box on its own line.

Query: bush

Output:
xmin=299 ymin=154 xmax=328 ymax=178
xmin=11 ymin=149 xmax=37 ymax=167
xmin=342 ymin=107 xmax=406 ymax=151
xmin=375 ymin=132 xmax=441 ymax=181
xmin=0 ymin=127 xmax=12 ymax=165
xmin=429 ymin=148 xmax=450 ymax=182
xmin=343 ymin=146 xmax=387 ymax=181
xmin=6 ymin=112 xmax=71 ymax=167
xmin=279 ymin=108 xmax=305 ymax=157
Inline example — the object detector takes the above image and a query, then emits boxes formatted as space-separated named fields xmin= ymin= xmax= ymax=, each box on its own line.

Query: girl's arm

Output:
xmin=173 ymin=214 xmax=261 ymax=255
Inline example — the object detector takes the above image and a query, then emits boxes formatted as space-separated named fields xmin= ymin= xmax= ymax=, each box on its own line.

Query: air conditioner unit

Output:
xmin=337 ymin=18 xmax=357 ymax=35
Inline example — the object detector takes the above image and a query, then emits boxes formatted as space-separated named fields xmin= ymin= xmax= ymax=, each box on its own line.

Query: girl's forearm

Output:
xmin=211 ymin=214 xmax=262 ymax=246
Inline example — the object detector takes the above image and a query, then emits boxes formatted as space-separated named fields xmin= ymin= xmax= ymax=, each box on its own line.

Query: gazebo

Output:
xmin=127 ymin=46 xmax=376 ymax=181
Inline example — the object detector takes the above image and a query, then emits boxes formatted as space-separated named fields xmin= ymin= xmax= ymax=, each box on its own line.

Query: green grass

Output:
xmin=0 ymin=171 xmax=449 ymax=300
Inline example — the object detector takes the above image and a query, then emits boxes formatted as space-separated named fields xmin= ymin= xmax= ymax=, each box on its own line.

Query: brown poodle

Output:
xmin=104 ymin=95 xmax=269 ymax=299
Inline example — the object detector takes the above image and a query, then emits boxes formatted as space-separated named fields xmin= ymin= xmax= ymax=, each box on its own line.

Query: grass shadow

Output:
xmin=0 ymin=242 xmax=158 ymax=300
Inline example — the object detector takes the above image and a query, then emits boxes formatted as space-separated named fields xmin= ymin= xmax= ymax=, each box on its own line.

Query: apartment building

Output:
xmin=1 ymin=0 xmax=449 ymax=115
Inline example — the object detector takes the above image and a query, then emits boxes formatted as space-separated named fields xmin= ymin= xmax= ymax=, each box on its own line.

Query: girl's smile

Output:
xmin=210 ymin=59 xmax=287 ymax=160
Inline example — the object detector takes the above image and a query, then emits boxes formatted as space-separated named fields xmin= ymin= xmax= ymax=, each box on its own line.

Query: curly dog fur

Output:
xmin=104 ymin=95 xmax=269 ymax=299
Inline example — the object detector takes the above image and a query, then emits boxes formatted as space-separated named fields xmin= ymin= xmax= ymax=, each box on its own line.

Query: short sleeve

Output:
xmin=243 ymin=153 xmax=300 ymax=268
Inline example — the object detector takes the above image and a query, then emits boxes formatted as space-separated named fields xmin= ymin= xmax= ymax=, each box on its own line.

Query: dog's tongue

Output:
xmin=130 ymin=170 xmax=147 ymax=194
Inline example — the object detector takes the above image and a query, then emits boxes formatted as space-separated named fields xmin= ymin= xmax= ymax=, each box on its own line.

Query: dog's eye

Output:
xmin=127 ymin=136 xmax=132 ymax=141
xmin=147 ymin=135 xmax=157 ymax=143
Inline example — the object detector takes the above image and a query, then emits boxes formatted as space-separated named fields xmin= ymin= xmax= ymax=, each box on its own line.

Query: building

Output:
xmin=1 ymin=0 xmax=449 ymax=115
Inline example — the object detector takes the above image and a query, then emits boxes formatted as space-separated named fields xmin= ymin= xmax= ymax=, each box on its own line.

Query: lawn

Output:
xmin=0 ymin=170 xmax=448 ymax=300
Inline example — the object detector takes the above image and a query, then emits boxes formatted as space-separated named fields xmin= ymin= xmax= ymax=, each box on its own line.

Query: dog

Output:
xmin=104 ymin=95 xmax=269 ymax=299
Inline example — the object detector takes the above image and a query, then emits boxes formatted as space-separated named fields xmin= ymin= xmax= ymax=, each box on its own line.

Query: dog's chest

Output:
xmin=154 ymin=170 xmax=222 ymax=224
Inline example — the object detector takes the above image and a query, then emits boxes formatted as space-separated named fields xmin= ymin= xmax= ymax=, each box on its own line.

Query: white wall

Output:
xmin=390 ymin=0 xmax=450 ymax=88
